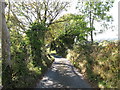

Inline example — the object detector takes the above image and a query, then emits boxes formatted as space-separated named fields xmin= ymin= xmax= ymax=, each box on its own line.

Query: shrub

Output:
xmin=9 ymin=23 xmax=54 ymax=88
xmin=67 ymin=41 xmax=119 ymax=88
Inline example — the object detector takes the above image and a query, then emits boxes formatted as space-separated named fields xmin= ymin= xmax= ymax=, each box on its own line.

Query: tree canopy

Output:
xmin=1 ymin=0 xmax=118 ymax=89
xmin=76 ymin=0 xmax=114 ymax=43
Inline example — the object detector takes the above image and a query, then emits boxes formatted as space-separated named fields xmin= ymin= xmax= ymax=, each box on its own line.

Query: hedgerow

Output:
xmin=67 ymin=41 xmax=119 ymax=88
xmin=8 ymin=22 xmax=54 ymax=88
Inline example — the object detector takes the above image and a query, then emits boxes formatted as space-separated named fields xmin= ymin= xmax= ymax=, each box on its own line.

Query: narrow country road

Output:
xmin=35 ymin=55 xmax=92 ymax=88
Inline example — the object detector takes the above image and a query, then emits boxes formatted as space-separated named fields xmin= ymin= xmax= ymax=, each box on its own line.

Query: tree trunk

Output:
xmin=91 ymin=16 xmax=95 ymax=44
xmin=89 ymin=7 xmax=93 ymax=44
xmin=90 ymin=31 xmax=93 ymax=43
xmin=0 ymin=1 xmax=12 ymax=89
xmin=0 ymin=1 xmax=2 ymax=89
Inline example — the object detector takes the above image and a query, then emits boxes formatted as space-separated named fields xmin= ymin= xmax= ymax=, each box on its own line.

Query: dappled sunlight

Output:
xmin=36 ymin=56 xmax=91 ymax=88
xmin=2 ymin=0 xmax=117 ymax=88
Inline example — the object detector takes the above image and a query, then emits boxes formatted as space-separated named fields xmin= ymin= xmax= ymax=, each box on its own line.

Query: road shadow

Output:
xmin=53 ymin=62 xmax=83 ymax=78
xmin=51 ymin=54 xmax=63 ymax=58
xmin=36 ymin=56 xmax=92 ymax=88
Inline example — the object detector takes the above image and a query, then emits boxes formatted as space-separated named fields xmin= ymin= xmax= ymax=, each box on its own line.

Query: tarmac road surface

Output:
xmin=35 ymin=55 xmax=92 ymax=89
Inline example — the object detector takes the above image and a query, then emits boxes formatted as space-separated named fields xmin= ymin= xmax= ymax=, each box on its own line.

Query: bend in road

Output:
xmin=36 ymin=55 xmax=92 ymax=88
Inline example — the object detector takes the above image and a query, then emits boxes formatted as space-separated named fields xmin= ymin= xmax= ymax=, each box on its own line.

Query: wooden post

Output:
xmin=1 ymin=0 xmax=12 ymax=89
xmin=0 ymin=0 xmax=3 ymax=89
xmin=118 ymin=1 xmax=120 ymax=41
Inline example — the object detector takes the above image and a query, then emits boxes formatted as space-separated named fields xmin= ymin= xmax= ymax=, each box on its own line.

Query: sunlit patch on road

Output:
xmin=36 ymin=55 xmax=91 ymax=88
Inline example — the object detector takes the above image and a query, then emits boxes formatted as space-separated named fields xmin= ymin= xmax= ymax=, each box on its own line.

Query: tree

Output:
xmin=49 ymin=14 xmax=89 ymax=43
xmin=49 ymin=14 xmax=89 ymax=56
xmin=0 ymin=1 xmax=12 ymax=89
xmin=5 ymin=0 xmax=69 ymax=68
xmin=7 ymin=0 xmax=69 ymax=31
xmin=76 ymin=0 xmax=114 ymax=43
xmin=26 ymin=22 xmax=48 ymax=67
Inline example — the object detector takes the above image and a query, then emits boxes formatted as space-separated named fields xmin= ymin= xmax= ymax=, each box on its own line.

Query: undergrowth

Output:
xmin=3 ymin=22 xmax=55 ymax=88
xmin=67 ymin=40 xmax=119 ymax=88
